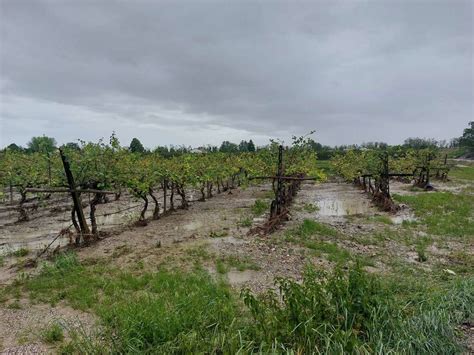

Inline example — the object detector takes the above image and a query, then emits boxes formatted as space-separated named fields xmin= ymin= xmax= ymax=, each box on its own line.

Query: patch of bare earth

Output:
xmin=0 ymin=300 xmax=96 ymax=354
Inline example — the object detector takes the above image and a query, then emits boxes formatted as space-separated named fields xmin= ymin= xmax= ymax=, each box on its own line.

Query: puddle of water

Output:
xmin=390 ymin=213 xmax=417 ymax=225
xmin=316 ymin=198 xmax=372 ymax=216
xmin=183 ymin=221 xmax=203 ymax=231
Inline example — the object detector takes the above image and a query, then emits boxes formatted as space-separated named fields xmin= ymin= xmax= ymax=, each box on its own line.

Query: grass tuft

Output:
xmin=11 ymin=248 xmax=29 ymax=257
xmin=42 ymin=323 xmax=64 ymax=344
xmin=251 ymin=199 xmax=268 ymax=216
xmin=393 ymin=192 xmax=474 ymax=238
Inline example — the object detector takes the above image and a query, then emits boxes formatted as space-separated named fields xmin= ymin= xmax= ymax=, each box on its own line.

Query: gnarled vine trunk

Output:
xmin=149 ymin=188 xmax=160 ymax=220
xmin=89 ymin=192 xmax=103 ymax=238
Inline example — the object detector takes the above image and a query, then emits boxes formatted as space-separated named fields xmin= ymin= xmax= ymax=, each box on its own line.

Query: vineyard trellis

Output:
xmin=332 ymin=148 xmax=451 ymax=211
xmin=249 ymin=145 xmax=320 ymax=235
xmin=0 ymin=134 xmax=324 ymax=247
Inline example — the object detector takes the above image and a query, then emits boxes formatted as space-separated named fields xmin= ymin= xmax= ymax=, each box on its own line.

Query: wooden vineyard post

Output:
xmin=59 ymin=148 xmax=90 ymax=240
xmin=382 ymin=151 xmax=390 ymax=198
xmin=163 ymin=179 xmax=167 ymax=213
xmin=249 ymin=145 xmax=320 ymax=234
xmin=425 ymin=153 xmax=432 ymax=187
xmin=9 ymin=181 xmax=13 ymax=204
xmin=274 ymin=145 xmax=284 ymax=217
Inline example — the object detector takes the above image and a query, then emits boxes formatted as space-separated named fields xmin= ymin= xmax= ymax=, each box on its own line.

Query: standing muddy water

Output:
xmin=296 ymin=182 xmax=415 ymax=225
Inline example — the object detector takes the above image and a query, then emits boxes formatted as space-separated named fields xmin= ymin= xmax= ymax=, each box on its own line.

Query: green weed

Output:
xmin=209 ymin=230 xmax=228 ymax=238
xmin=289 ymin=219 xmax=338 ymax=238
xmin=242 ymin=265 xmax=473 ymax=354
xmin=11 ymin=248 xmax=29 ymax=257
xmin=369 ymin=215 xmax=393 ymax=225
xmin=238 ymin=216 xmax=252 ymax=227
xmin=305 ymin=240 xmax=351 ymax=263
xmin=7 ymin=300 xmax=22 ymax=309
xmin=303 ymin=203 xmax=319 ymax=212
xmin=393 ymin=192 xmax=474 ymax=238
xmin=450 ymin=165 xmax=474 ymax=181
xmin=42 ymin=323 xmax=64 ymax=344
xmin=7 ymin=253 xmax=472 ymax=354
xmin=187 ymin=245 xmax=211 ymax=261
xmin=251 ymin=199 xmax=268 ymax=216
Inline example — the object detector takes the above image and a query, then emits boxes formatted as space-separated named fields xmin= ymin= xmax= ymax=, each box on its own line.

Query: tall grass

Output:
xmin=243 ymin=265 xmax=473 ymax=353
xmin=9 ymin=253 xmax=473 ymax=353
xmin=393 ymin=192 xmax=474 ymax=238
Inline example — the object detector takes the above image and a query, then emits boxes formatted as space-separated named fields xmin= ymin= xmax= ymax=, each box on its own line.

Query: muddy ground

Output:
xmin=0 ymin=171 xmax=473 ymax=353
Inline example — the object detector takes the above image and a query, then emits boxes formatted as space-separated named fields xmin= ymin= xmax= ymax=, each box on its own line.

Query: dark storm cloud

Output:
xmin=0 ymin=0 xmax=472 ymax=147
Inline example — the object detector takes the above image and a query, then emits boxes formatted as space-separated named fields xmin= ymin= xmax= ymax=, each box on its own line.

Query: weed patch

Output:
xmin=251 ymin=199 xmax=268 ymax=216
xmin=41 ymin=323 xmax=64 ymax=344
xmin=288 ymin=219 xmax=338 ymax=239
xmin=11 ymin=248 xmax=29 ymax=257
xmin=7 ymin=253 xmax=472 ymax=354
xmin=393 ymin=192 xmax=474 ymax=238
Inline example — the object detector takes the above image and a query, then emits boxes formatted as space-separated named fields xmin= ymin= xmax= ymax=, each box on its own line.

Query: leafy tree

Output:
xmin=248 ymin=140 xmax=256 ymax=152
xmin=238 ymin=140 xmax=249 ymax=152
xmin=459 ymin=121 xmax=474 ymax=152
xmin=6 ymin=143 xmax=23 ymax=152
xmin=361 ymin=142 xmax=388 ymax=149
xmin=129 ymin=138 xmax=145 ymax=153
xmin=63 ymin=142 xmax=81 ymax=151
xmin=403 ymin=137 xmax=438 ymax=150
xmin=27 ymin=135 xmax=57 ymax=153
xmin=154 ymin=146 xmax=170 ymax=157
xmin=219 ymin=141 xmax=238 ymax=153
xmin=306 ymin=139 xmax=333 ymax=160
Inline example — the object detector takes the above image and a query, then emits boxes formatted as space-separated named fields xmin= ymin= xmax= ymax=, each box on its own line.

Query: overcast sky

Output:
xmin=0 ymin=0 xmax=472 ymax=149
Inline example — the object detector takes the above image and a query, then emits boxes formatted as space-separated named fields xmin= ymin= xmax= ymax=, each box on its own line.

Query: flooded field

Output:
xmin=297 ymin=182 xmax=416 ymax=225
xmin=0 ymin=191 xmax=191 ymax=255
xmin=314 ymin=184 xmax=373 ymax=217
xmin=1 ymin=171 xmax=473 ymax=353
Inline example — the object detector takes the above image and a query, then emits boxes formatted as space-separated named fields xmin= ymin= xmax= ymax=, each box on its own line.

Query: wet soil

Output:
xmin=0 ymin=175 xmax=472 ymax=352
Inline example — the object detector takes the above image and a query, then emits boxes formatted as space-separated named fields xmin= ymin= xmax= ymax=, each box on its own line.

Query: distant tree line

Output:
xmin=4 ymin=122 xmax=472 ymax=158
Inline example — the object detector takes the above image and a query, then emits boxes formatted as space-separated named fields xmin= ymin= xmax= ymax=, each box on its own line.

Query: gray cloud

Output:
xmin=1 ymin=0 xmax=472 ymax=148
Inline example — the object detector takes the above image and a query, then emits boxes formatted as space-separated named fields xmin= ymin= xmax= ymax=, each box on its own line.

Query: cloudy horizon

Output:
xmin=1 ymin=0 xmax=472 ymax=149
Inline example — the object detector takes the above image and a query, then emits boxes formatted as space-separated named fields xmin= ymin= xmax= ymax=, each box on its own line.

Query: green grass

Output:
xmin=7 ymin=299 xmax=22 ymax=309
xmin=41 ymin=323 xmax=64 ymax=344
xmin=11 ymin=248 xmax=29 ymax=257
xmin=186 ymin=245 xmax=211 ymax=261
xmin=209 ymin=230 xmax=228 ymax=238
xmin=289 ymin=219 xmax=338 ymax=239
xmin=284 ymin=220 xmax=364 ymax=264
xmin=6 ymin=253 xmax=473 ymax=353
xmin=243 ymin=265 xmax=473 ymax=354
xmin=251 ymin=199 xmax=268 ymax=216
xmin=215 ymin=255 xmax=260 ymax=274
xmin=414 ymin=236 xmax=432 ymax=263
xmin=368 ymin=215 xmax=393 ymax=225
xmin=450 ymin=165 xmax=474 ymax=181
xmin=445 ymin=147 xmax=471 ymax=159
xmin=237 ymin=216 xmax=252 ymax=227
xmin=302 ymin=203 xmax=319 ymax=212
xmin=305 ymin=240 xmax=351 ymax=263
xmin=317 ymin=160 xmax=335 ymax=176
xmin=393 ymin=192 xmax=474 ymax=238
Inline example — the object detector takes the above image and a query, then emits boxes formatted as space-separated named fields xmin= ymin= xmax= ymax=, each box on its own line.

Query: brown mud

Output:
xmin=0 ymin=174 xmax=472 ymax=353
